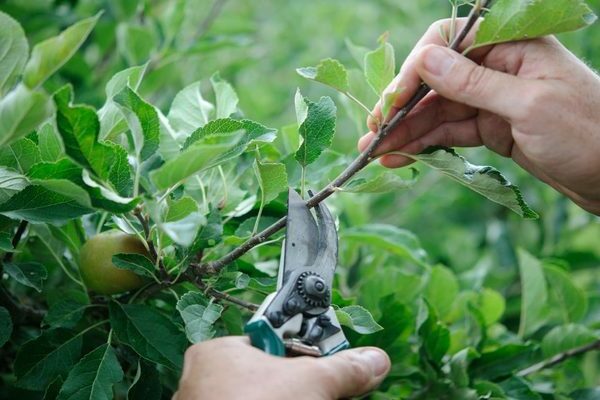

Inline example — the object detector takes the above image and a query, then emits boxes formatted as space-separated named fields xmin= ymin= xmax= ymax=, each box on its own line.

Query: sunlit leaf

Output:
xmin=210 ymin=72 xmax=238 ymax=119
xmin=297 ymin=58 xmax=350 ymax=93
xmin=176 ymin=292 xmax=224 ymax=343
xmin=294 ymin=91 xmax=336 ymax=167
xmin=0 ymin=12 xmax=28 ymax=96
xmin=336 ymin=305 xmax=383 ymax=334
xmin=364 ymin=35 xmax=395 ymax=96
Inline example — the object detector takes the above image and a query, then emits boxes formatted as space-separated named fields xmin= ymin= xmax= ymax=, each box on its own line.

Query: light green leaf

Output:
xmin=23 ymin=13 xmax=100 ymax=88
xmin=114 ymin=86 xmax=160 ymax=161
xmin=184 ymin=118 xmax=276 ymax=150
xmin=31 ymin=178 xmax=92 ymax=208
xmin=406 ymin=147 xmax=538 ymax=218
xmin=176 ymin=292 xmax=224 ymax=343
xmin=473 ymin=0 xmax=597 ymax=49
xmin=0 ymin=84 xmax=53 ymax=147
xmin=166 ymin=196 xmax=198 ymax=221
xmin=364 ymin=38 xmax=395 ymax=96
xmin=478 ymin=288 xmax=506 ymax=326
xmin=160 ymin=211 xmax=206 ymax=247
xmin=44 ymin=290 xmax=89 ymax=329
xmin=54 ymin=85 xmax=132 ymax=196
xmin=541 ymin=324 xmax=599 ymax=358
xmin=517 ymin=249 xmax=549 ymax=337
xmin=105 ymin=63 xmax=147 ymax=99
xmin=296 ymin=58 xmax=350 ymax=93
xmin=109 ymin=302 xmax=187 ymax=371
xmin=0 ymin=137 xmax=41 ymax=174
xmin=0 ymin=12 xmax=28 ymax=96
xmin=294 ymin=92 xmax=336 ymax=167
xmin=38 ymin=123 xmax=64 ymax=162
xmin=0 ymin=166 xmax=28 ymax=203
xmin=342 ymin=168 xmax=418 ymax=193
xmin=381 ymin=87 xmax=403 ymax=121
xmin=167 ymin=81 xmax=214 ymax=135
xmin=210 ymin=72 xmax=239 ymax=119
xmin=336 ymin=305 xmax=383 ymax=334
xmin=425 ymin=265 xmax=459 ymax=318
xmin=116 ymin=23 xmax=157 ymax=66
xmin=544 ymin=262 xmax=587 ymax=323
xmin=4 ymin=261 xmax=48 ymax=292
xmin=342 ymin=224 xmax=428 ymax=266
xmin=345 ymin=38 xmax=370 ymax=68
xmin=57 ymin=344 xmax=124 ymax=400
xmin=0 ymin=306 xmax=12 ymax=347
xmin=151 ymin=130 xmax=244 ymax=190
xmin=255 ymin=160 xmax=288 ymax=204
xmin=14 ymin=329 xmax=83 ymax=390
xmin=112 ymin=253 xmax=156 ymax=279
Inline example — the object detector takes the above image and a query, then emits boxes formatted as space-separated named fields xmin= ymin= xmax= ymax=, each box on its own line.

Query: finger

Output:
xmin=368 ymin=18 xmax=490 ymax=131
xmin=379 ymin=119 xmax=482 ymax=168
xmin=313 ymin=347 xmax=390 ymax=398
xmin=415 ymin=44 xmax=541 ymax=121
xmin=359 ymin=94 xmax=477 ymax=154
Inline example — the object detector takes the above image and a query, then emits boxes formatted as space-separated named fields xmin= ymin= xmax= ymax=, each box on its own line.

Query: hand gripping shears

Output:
xmin=244 ymin=188 xmax=349 ymax=357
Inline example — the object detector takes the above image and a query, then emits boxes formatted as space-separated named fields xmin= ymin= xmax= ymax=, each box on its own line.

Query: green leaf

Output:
xmin=449 ymin=348 xmax=480 ymax=388
xmin=210 ymin=72 xmax=238 ymax=119
xmin=37 ymin=123 xmax=64 ymax=162
xmin=296 ymin=58 xmax=350 ymax=93
xmin=167 ymin=81 xmax=214 ymax=135
xmin=165 ymin=196 xmax=198 ymax=221
xmin=109 ymin=302 xmax=187 ymax=371
xmin=191 ymin=206 xmax=222 ymax=251
xmin=104 ymin=64 xmax=147 ymax=99
xmin=517 ymin=249 xmax=550 ymax=337
xmin=0 ymin=306 xmax=12 ymax=347
xmin=416 ymin=298 xmax=450 ymax=364
xmin=478 ymin=288 xmax=506 ymax=326
xmin=294 ymin=92 xmax=336 ymax=167
xmin=254 ymin=160 xmax=288 ymax=204
xmin=469 ymin=343 xmax=537 ymax=380
xmin=541 ymin=324 xmax=599 ymax=358
xmin=151 ymin=130 xmax=244 ymax=191
xmin=499 ymin=377 xmax=542 ymax=400
xmin=112 ymin=253 xmax=156 ymax=279
xmin=128 ymin=360 xmax=161 ymax=400
xmin=114 ymin=86 xmax=160 ymax=161
xmin=14 ymin=329 xmax=83 ymax=391
xmin=343 ymin=168 xmax=418 ymax=193
xmin=116 ymin=23 xmax=157 ymax=66
xmin=0 ymin=166 xmax=28 ymax=203
xmin=336 ymin=305 xmax=383 ymax=334
xmin=544 ymin=262 xmax=587 ymax=323
xmin=44 ymin=290 xmax=89 ymax=329
xmin=0 ymin=84 xmax=53 ymax=147
xmin=425 ymin=265 xmax=459 ymax=318
xmin=473 ymin=0 xmax=597 ymax=49
xmin=341 ymin=224 xmax=428 ymax=266
xmin=4 ymin=261 xmax=47 ymax=292
xmin=183 ymin=118 xmax=276 ymax=150
xmin=0 ymin=137 xmax=41 ymax=174
xmin=0 ymin=12 xmax=28 ymax=96
xmin=381 ymin=87 xmax=403 ymax=121
xmin=23 ymin=13 xmax=101 ymax=88
xmin=54 ymin=85 xmax=132 ymax=196
xmin=176 ymin=291 xmax=224 ymax=343
xmin=407 ymin=147 xmax=538 ymax=218
xmin=0 ymin=232 xmax=14 ymax=252
xmin=364 ymin=37 xmax=395 ymax=96
xmin=56 ymin=344 xmax=124 ymax=400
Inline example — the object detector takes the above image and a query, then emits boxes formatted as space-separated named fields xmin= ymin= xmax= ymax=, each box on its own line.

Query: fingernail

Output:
xmin=423 ymin=46 xmax=455 ymax=77
xmin=360 ymin=349 xmax=390 ymax=377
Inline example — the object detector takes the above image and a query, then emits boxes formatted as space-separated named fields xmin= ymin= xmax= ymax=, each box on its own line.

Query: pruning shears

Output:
xmin=244 ymin=188 xmax=349 ymax=357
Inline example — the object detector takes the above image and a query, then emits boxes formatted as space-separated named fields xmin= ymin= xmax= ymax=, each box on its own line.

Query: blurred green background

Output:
xmin=2 ymin=0 xmax=600 ymax=392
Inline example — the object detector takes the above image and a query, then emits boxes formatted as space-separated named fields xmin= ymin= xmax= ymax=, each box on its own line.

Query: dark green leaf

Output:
xmin=0 ymin=306 xmax=12 ymax=346
xmin=498 ymin=377 xmax=542 ymax=400
xmin=192 ymin=206 xmax=222 ymax=251
xmin=14 ymin=329 xmax=83 ymax=390
xmin=449 ymin=348 xmax=480 ymax=388
xmin=0 ymin=11 xmax=28 ymax=96
xmin=109 ymin=302 xmax=187 ymax=371
xmin=176 ymin=291 xmax=224 ymax=343
xmin=44 ymin=290 xmax=89 ymax=329
xmin=469 ymin=343 xmax=537 ymax=380
xmin=473 ymin=0 xmax=597 ymax=49
xmin=416 ymin=299 xmax=450 ymax=364
xmin=37 ymin=123 xmax=64 ymax=162
xmin=0 ymin=232 xmax=14 ymax=252
xmin=0 ymin=137 xmax=41 ymax=174
xmin=4 ymin=261 xmax=47 ymax=292
xmin=183 ymin=118 xmax=276 ymax=150
xmin=541 ymin=324 xmax=599 ymax=358
xmin=407 ymin=147 xmax=538 ymax=218
xmin=23 ymin=13 xmax=101 ymax=88
xmin=56 ymin=344 xmax=124 ymax=400
xmin=128 ymin=360 xmax=161 ymax=400
xmin=294 ymin=91 xmax=336 ymax=167
xmin=297 ymin=58 xmax=350 ymax=93
xmin=336 ymin=305 xmax=383 ymax=334
xmin=112 ymin=253 xmax=156 ymax=279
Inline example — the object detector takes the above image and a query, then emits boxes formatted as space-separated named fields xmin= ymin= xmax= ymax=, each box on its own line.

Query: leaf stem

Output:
xmin=195 ymin=1 xmax=489 ymax=276
xmin=3 ymin=220 xmax=28 ymax=265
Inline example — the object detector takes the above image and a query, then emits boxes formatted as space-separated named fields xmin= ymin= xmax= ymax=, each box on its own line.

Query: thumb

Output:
xmin=415 ymin=44 xmax=533 ymax=120
xmin=313 ymin=347 xmax=390 ymax=398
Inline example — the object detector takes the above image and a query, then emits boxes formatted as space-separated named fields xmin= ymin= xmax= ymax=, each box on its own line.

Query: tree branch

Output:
xmin=2 ymin=220 xmax=28 ymax=270
xmin=517 ymin=339 xmax=600 ymax=377
xmin=194 ymin=279 xmax=259 ymax=312
xmin=197 ymin=1 xmax=490 ymax=276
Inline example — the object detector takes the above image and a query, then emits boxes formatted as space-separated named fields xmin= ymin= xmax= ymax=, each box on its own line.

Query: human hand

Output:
xmin=359 ymin=18 xmax=600 ymax=215
xmin=173 ymin=336 xmax=391 ymax=400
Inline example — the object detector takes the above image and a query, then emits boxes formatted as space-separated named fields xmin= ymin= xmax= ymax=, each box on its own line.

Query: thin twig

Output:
xmin=2 ymin=220 xmax=28 ymax=268
xmin=517 ymin=339 xmax=600 ymax=377
xmin=195 ymin=279 xmax=259 ymax=312
xmin=197 ymin=1 xmax=489 ymax=276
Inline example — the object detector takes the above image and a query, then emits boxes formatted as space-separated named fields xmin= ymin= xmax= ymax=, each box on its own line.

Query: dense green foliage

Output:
xmin=0 ymin=1 xmax=599 ymax=399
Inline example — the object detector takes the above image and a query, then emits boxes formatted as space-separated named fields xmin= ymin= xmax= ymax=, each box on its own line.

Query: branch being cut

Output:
xmin=197 ymin=0 xmax=490 ymax=276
